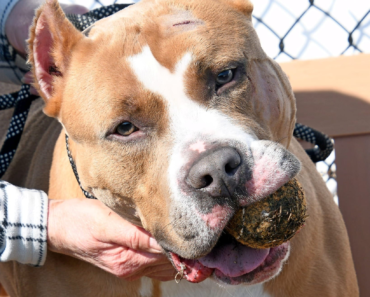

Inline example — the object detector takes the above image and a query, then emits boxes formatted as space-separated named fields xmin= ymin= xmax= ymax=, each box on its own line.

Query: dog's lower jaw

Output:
xmin=168 ymin=232 xmax=290 ymax=285
xmin=92 ymin=188 xmax=144 ymax=226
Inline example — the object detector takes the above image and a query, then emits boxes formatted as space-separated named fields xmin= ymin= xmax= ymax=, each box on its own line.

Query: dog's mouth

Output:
xmin=169 ymin=233 xmax=289 ymax=284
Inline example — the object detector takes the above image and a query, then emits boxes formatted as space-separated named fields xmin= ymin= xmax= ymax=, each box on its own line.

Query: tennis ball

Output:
xmin=226 ymin=178 xmax=307 ymax=249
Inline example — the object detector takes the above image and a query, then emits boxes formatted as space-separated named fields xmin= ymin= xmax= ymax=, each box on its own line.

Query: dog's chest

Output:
xmin=139 ymin=277 xmax=272 ymax=297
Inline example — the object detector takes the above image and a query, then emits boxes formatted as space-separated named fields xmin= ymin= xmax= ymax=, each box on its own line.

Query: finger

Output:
xmin=102 ymin=211 xmax=163 ymax=254
xmin=126 ymin=250 xmax=170 ymax=268
xmin=125 ymin=227 xmax=163 ymax=253
xmin=124 ymin=253 xmax=170 ymax=279
xmin=94 ymin=249 xmax=169 ymax=279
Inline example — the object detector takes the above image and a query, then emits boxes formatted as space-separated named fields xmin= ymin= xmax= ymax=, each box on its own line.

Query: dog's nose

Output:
xmin=186 ymin=147 xmax=243 ymax=198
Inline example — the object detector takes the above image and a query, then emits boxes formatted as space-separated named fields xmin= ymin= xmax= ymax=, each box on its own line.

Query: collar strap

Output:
xmin=65 ymin=134 xmax=97 ymax=199
xmin=61 ymin=4 xmax=133 ymax=200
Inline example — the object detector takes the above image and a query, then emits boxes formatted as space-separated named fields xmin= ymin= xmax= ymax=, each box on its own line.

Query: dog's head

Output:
xmin=29 ymin=0 xmax=300 ymax=285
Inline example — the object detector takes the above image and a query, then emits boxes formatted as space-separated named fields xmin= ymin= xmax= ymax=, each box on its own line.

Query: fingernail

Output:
xmin=149 ymin=237 xmax=162 ymax=253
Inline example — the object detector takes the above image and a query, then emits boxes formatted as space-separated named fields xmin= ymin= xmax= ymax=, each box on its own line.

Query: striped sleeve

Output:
xmin=0 ymin=0 xmax=27 ymax=85
xmin=0 ymin=181 xmax=48 ymax=266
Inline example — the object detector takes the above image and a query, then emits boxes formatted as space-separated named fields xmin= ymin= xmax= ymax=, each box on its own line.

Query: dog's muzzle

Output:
xmin=186 ymin=146 xmax=246 ymax=199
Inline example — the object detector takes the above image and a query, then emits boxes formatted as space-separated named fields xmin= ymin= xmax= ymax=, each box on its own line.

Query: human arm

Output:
xmin=48 ymin=199 xmax=175 ymax=281
xmin=0 ymin=180 xmax=175 ymax=281
xmin=0 ymin=181 xmax=48 ymax=266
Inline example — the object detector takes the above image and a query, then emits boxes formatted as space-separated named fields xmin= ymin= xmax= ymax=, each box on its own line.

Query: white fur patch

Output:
xmin=129 ymin=46 xmax=290 ymax=295
xmin=128 ymin=46 xmax=256 ymax=205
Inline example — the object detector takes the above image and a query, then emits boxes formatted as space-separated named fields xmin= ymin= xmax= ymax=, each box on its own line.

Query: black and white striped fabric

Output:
xmin=0 ymin=181 xmax=48 ymax=267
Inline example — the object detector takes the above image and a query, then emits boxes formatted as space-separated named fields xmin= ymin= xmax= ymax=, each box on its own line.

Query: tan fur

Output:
xmin=220 ymin=0 xmax=253 ymax=19
xmin=0 ymin=0 xmax=358 ymax=296
xmin=266 ymin=140 xmax=358 ymax=297
xmin=28 ymin=1 xmax=85 ymax=117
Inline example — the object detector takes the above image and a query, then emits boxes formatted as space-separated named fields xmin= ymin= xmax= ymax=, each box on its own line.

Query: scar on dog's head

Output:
xmin=28 ymin=0 xmax=254 ymax=118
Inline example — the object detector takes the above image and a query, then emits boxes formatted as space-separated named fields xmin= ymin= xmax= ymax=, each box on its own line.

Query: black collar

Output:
xmin=65 ymin=134 xmax=97 ymax=199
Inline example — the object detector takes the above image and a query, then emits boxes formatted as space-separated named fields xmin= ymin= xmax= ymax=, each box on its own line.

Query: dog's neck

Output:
xmin=49 ymin=130 xmax=143 ymax=227
xmin=48 ymin=131 xmax=86 ymax=201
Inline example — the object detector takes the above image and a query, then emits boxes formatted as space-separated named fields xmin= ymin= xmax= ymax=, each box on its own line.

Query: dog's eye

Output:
xmin=216 ymin=69 xmax=234 ymax=85
xmin=116 ymin=122 xmax=137 ymax=136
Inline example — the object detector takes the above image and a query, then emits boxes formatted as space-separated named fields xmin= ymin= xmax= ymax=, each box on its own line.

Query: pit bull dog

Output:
xmin=0 ymin=0 xmax=359 ymax=296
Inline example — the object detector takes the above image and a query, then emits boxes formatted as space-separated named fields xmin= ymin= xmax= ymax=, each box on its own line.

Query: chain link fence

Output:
xmin=253 ymin=0 xmax=370 ymax=62
xmin=251 ymin=0 xmax=369 ymax=203
xmin=60 ymin=0 xmax=370 ymax=203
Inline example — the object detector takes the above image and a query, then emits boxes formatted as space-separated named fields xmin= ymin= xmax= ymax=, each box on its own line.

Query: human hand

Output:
xmin=47 ymin=199 xmax=176 ymax=281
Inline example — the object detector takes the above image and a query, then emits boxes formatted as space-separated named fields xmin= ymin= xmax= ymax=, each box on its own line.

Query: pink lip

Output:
xmin=197 ymin=205 xmax=232 ymax=230
xmin=171 ymin=253 xmax=213 ymax=283
xmin=170 ymin=238 xmax=290 ymax=284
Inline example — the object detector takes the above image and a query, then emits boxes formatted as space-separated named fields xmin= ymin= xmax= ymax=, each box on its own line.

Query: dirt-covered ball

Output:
xmin=226 ymin=178 xmax=307 ymax=249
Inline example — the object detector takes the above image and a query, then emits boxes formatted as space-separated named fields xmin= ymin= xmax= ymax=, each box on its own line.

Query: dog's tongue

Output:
xmin=198 ymin=238 xmax=270 ymax=278
xmin=171 ymin=236 xmax=270 ymax=282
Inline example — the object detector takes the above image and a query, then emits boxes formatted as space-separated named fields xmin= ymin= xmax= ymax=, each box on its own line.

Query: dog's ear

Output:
xmin=28 ymin=0 xmax=84 ymax=117
xmin=220 ymin=0 xmax=253 ymax=19
xmin=249 ymin=59 xmax=296 ymax=148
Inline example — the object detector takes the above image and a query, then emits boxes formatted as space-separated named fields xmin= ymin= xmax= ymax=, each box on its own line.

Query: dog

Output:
xmin=0 ymin=0 xmax=358 ymax=296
